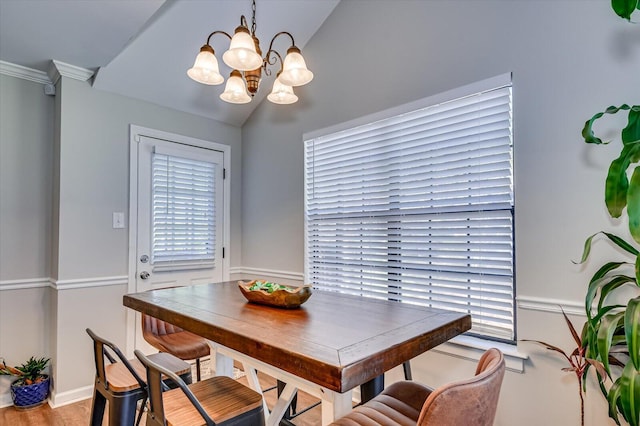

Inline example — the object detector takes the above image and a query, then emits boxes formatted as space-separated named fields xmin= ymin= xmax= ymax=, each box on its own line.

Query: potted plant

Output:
xmin=523 ymin=309 xmax=606 ymax=426
xmin=578 ymin=104 xmax=640 ymax=426
xmin=0 ymin=356 xmax=51 ymax=408
xmin=570 ymin=2 xmax=640 ymax=425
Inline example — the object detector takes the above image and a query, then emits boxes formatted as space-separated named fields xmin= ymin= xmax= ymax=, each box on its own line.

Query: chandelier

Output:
xmin=187 ymin=0 xmax=313 ymax=105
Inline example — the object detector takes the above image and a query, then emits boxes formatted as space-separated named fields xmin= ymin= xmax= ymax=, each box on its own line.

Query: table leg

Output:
xmin=267 ymin=382 xmax=298 ymax=426
xmin=321 ymin=390 xmax=352 ymax=426
xmin=214 ymin=349 xmax=234 ymax=378
xmin=360 ymin=375 xmax=384 ymax=403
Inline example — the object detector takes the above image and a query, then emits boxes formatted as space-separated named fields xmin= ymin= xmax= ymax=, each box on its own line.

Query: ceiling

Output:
xmin=0 ymin=0 xmax=340 ymax=126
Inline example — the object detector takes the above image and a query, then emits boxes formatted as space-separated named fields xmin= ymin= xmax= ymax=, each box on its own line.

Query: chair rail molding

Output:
xmin=0 ymin=276 xmax=128 ymax=291
xmin=516 ymin=295 xmax=585 ymax=316
xmin=50 ymin=276 xmax=128 ymax=291
xmin=0 ymin=277 xmax=50 ymax=291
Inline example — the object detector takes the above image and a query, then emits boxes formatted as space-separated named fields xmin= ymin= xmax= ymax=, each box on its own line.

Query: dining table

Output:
xmin=123 ymin=280 xmax=471 ymax=425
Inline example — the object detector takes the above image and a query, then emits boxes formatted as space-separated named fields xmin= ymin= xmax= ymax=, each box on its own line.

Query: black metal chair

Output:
xmin=134 ymin=349 xmax=265 ymax=426
xmin=86 ymin=328 xmax=192 ymax=426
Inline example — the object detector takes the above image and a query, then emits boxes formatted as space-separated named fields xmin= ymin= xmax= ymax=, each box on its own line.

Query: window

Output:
xmin=304 ymin=74 xmax=514 ymax=342
xmin=152 ymin=152 xmax=217 ymax=264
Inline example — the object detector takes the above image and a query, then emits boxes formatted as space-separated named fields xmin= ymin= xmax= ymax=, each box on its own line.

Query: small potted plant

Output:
xmin=0 ymin=356 xmax=51 ymax=408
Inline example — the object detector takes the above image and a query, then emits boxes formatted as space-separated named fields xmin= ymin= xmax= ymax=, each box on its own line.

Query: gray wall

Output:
xmin=0 ymin=75 xmax=53 ymax=280
xmin=0 ymin=75 xmax=54 ymax=404
xmin=241 ymin=1 xmax=638 ymax=425
xmin=0 ymin=72 xmax=243 ymax=404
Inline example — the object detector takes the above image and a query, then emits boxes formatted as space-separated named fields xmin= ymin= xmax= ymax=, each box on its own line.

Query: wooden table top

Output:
xmin=123 ymin=281 xmax=471 ymax=393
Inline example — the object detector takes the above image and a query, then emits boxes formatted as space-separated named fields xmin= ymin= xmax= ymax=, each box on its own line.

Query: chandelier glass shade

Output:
xmin=187 ymin=0 xmax=313 ymax=105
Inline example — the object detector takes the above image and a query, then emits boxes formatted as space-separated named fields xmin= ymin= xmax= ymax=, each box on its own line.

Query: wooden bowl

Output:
xmin=237 ymin=280 xmax=312 ymax=309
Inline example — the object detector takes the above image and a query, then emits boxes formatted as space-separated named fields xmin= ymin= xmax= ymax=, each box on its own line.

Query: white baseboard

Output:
xmin=48 ymin=384 xmax=94 ymax=408
xmin=0 ymin=393 xmax=12 ymax=409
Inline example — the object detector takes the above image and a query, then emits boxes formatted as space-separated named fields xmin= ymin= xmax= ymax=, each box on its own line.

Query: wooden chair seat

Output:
xmin=162 ymin=376 xmax=264 ymax=425
xmin=105 ymin=352 xmax=192 ymax=392
xmin=135 ymin=349 xmax=265 ymax=426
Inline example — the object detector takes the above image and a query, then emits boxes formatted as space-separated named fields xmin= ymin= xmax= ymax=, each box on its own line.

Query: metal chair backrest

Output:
xmin=134 ymin=349 xmax=215 ymax=426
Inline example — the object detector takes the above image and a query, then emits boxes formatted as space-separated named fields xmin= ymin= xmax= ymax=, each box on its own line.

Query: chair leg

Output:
xmin=89 ymin=390 xmax=106 ymax=426
xmin=403 ymin=361 xmax=413 ymax=380
xmin=135 ymin=396 xmax=147 ymax=426
xmin=109 ymin=394 xmax=140 ymax=426
xmin=196 ymin=358 xmax=202 ymax=381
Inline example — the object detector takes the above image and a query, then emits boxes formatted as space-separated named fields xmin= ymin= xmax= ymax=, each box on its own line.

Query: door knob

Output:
xmin=140 ymin=271 xmax=150 ymax=280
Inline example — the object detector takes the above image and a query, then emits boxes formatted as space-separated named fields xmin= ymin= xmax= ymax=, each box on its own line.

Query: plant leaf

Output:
xmin=606 ymin=146 xmax=638 ymax=217
xmin=612 ymin=0 xmax=640 ymax=20
xmin=587 ymin=275 xmax=635 ymax=319
xmin=626 ymin=296 xmax=640 ymax=370
xmin=521 ymin=339 xmax=571 ymax=363
xmin=586 ymin=358 xmax=609 ymax=380
xmin=608 ymin=377 xmax=624 ymax=425
xmin=617 ymin=362 xmax=640 ymax=426
xmin=575 ymin=231 xmax=638 ymax=266
xmin=604 ymin=232 xmax=640 ymax=256
xmin=561 ymin=308 xmax=583 ymax=348
xmin=576 ymin=233 xmax=598 ymax=264
xmin=582 ymin=105 xmax=631 ymax=145
xmin=600 ymin=276 xmax=637 ymax=311
xmin=599 ymin=311 xmax=626 ymax=375
xmin=629 ymin=167 xmax=640 ymax=243
xmin=622 ymin=107 xmax=640 ymax=144
xmin=591 ymin=262 xmax=627 ymax=284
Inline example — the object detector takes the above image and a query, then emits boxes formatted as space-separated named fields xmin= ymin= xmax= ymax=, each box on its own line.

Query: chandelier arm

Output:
xmin=262 ymin=49 xmax=284 ymax=77
xmin=263 ymin=31 xmax=296 ymax=71
xmin=266 ymin=31 xmax=296 ymax=53
xmin=205 ymin=30 xmax=232 ymax=45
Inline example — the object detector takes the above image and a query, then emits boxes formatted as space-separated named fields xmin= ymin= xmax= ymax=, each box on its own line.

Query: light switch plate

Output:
xmin=113 ymin=212 xmax=125 ymax=229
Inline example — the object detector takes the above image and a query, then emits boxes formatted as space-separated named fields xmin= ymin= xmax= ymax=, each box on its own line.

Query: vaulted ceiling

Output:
xmin=0 ymin=0 xmax=339 ymax=126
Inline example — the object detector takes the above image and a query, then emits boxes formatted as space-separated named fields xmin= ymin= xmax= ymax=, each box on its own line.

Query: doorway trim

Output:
xmin=125 ymin=124 xmax=231 ymax=355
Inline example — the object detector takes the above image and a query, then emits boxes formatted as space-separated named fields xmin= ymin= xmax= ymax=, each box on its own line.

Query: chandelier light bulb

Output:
xmin=268 ymin=77 xmax=298 ymax=104
xmin=187 ymin=45 xmax=224 ymax=85
xmin=220 ymin=70 xmax=251 ymax=104
xmin=223 ymin=26 xmax=263 ymax=71
xmin=279 ymin=46 xmax=313 ymax=87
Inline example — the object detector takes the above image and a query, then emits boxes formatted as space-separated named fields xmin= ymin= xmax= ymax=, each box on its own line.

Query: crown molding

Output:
xmin=0 ymin=60 xmax=51 ymax=84
xmin=0 ymin=60 xmax=94 ymax=85
xmin=47 ymin=60 xmax=94 ymax=84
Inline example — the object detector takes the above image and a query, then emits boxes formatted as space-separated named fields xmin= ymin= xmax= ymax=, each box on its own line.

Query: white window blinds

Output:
xmin=152 ymin=153 xmax=217 ymax=264
xmin=304 ymin=81 xmax=514 ymax=341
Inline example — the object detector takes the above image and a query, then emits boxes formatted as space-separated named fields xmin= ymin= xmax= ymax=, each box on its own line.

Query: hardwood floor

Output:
xmin=0 ymin=372 xmax=323 ymax=425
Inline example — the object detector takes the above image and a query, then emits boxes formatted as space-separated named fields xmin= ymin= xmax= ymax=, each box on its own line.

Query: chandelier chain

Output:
xmin=251 ymin=0 xmax=257 ymax=35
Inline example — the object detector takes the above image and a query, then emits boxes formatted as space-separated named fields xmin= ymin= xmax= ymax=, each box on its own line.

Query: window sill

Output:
xmin=432 ymin=334 xmax=528 ymax=373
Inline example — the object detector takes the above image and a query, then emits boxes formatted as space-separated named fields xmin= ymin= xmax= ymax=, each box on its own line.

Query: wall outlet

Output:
xmin=112 ymin=212 xmax=125 ymax=229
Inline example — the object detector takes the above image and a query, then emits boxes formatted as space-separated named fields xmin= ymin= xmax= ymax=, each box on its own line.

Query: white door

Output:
xmin=132 ymin=134 xmax=225 ymax=350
